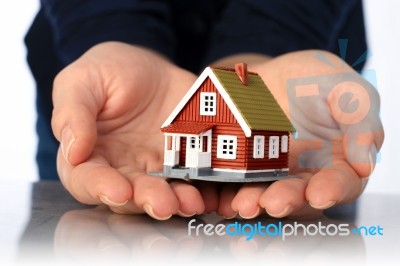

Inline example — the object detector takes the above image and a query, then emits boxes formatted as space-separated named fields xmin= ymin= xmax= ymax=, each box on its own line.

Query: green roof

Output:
xmin=211 ymin=68 xmax=295 ymax=132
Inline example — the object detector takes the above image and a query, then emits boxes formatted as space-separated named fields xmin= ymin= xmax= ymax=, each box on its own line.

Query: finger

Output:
xmin=217 ymin=184 xmax=240 ymax=219
xmin=259 ymin=177 xmax=311 ymax=218
xmin=130 ymin=174 xmax=180 ymax=220
xmin=306 ymin=162 xmax=362 ymax=209
xmin=57 ymin=149 xmax=133 ymax=206
xmin=110 ymin=175 xmax=181 ymax=218
xmin=195 ymin=181 xmax=219 ymax=214
xmin=52 ymin=65 xmax=102 ymax=165
xmin=231 ymin=183 xmax=269 ymax=219
xmin=169 ymin=181 xmax=205 ymax=217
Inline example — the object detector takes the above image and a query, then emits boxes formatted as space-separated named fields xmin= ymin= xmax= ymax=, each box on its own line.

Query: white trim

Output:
xmin=208 ymin=72 xmax=252 ymax=137
xmin=217 ymin=135 xmax=237 ymax=159
xmin=253 ymin=135 xmax=265 ymax=158
xmin=200 ymin=92 xmax=216 ymax=116
xmin=268 ymin=136 xmax=280 ymax=159
xmin=164 ymin=133 xmax=200 ymax=138
xmin=281 ymin=135 xmax=288 ymax=153
xmin=213 ymin=168 xmax=289 ymax=173
xmin=161 ymin=67 xmax=252 ymax=137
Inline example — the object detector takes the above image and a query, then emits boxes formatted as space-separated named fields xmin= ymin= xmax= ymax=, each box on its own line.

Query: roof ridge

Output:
xmin=210 ymin=66 xmax=258 ymax=75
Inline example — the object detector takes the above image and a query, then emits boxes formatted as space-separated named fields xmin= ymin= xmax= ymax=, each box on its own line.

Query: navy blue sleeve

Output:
xmin=41 ymin=0 xmax=174 ymax=64
xmin=39 ymin=0 xmax=366 ymax=69
xmin=204 ymin=0 xmax=366 ymax=69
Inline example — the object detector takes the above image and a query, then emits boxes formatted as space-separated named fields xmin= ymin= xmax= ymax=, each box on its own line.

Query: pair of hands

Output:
xmin=52 ymin=42 xmax=384 ymax=220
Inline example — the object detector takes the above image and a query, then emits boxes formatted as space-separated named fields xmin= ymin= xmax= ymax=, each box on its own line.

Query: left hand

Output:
xmin=214 ymin=50 xmax=384 ymax=219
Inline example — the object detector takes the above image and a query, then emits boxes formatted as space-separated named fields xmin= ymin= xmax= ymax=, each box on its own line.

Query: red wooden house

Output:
xmin=161 ymin=63 xmax=295 ymax=182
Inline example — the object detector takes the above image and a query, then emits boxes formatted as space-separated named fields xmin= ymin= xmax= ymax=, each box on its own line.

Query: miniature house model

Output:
xmin=161 ymin=63 xmax=295 ymax=182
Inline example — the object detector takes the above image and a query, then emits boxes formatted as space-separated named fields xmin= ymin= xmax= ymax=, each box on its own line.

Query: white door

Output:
xmin=185 ymin=131 xmax=212 ymax=168
xmin=185 ymin=136 xmax=199 ymax=167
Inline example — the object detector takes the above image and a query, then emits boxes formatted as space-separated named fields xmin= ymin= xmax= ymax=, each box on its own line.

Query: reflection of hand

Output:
xmin=215 ymin=51 xmax=384 ymax=219
xmin=224 ymin=216 xmax=366 ymax=265
xmin=52 ymin=42 xmax=214 ymax=219
xmin=54 ymin=207 xmax=205 ymax=263
xmin=54 ymin=208 xmax=365 ymax=264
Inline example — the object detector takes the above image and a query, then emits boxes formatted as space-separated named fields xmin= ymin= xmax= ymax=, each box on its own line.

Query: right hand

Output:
xmin=52 ymin=42 xmax=218 ymax=219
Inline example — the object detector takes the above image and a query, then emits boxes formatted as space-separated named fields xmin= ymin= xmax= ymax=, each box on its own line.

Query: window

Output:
xmin=217 ymin=135 xmax=237 ymax=159
xmin=281 ymin=135 xmax=288 ymax=153
xmin=189 ymin=137 xmax=197 ymax=149
xmin=200 ymin=92 xmax=216 ymax=116
xmin=268 ymin=136 xmax=280 ymax=159
xmin=166 ymin=136 xmax=173 ymax=150
xmin=253 ymin=135 xmax=265 ymax=158
xmin=188 ymin=136 xmax=201 ymax=150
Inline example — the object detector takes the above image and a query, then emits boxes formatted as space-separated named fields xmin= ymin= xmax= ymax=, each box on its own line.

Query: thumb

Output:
xmin=343 ymin=129 xmax=378 ymax=178
xmin=327 ymin=75 xmax=384 ymax=178
xmin=51 ymin=70 xmax=100 ymax=166
xmin=342 ymin=117 xmax=384 ymax=178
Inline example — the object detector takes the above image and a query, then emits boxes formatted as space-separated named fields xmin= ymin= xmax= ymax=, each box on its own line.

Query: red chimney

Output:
xmin=235 ymin=63 xmax=248 ymax=85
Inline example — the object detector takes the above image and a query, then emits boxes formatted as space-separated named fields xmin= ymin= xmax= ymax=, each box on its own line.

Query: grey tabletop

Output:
xmin=1 ymin=181 xmax=399 ymax=266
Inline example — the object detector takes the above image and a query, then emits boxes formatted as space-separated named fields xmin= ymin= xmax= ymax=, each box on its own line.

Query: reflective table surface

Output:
xmin=1 ymin=181 xmax=399 ymax=266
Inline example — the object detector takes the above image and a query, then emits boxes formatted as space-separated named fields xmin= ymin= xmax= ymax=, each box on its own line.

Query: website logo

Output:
xmin=188 ymin=219 xmax=383 ymax=241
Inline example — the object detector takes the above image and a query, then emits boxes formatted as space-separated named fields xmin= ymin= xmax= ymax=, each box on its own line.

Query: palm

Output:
xmin=93 ymin=59 xmax=195 ymax=177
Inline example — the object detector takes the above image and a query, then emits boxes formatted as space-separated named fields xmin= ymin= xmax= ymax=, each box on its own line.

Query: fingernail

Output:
xmin=239 ymin=207 xmax=261 ymax=219
xmin=222 ymin=212 xmax=238 ymax=220
xmin=99 ymin=195 xmax=128 ymax=207
xmin=266 ymin=205 xmax=293 ymax=218
xmin=177 ymin=210 xmax=197 ymax=217
xmin=143 ymin=204 xmax=172 ymax=220
xmin=61 ymin=127 xmax=75 ymax=164
xmin=368 ymin=144 xmax=377 ymax=177
xmin=309 ymin=200 xmax=336 ymax=210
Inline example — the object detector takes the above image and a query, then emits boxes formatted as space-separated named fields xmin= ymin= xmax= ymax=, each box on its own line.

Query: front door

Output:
xmin=185 ymin=130 xmax=212 ymax=168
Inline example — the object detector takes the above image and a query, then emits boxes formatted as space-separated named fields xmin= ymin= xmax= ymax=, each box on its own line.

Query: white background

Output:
xmin=0 ymin=1 xmax=399 ymax=194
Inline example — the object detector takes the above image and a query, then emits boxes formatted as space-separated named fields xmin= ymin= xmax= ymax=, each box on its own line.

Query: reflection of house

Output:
xmin=161 ymin=63 xmax=295 ymax=182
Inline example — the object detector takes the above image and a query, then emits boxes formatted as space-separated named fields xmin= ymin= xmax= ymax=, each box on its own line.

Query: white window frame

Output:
xmin=253 ymin=135 xmax=265 ymax=159
xmin=188 ymin=136 xmax=198 ymax=150
xmin=268 ymin=136 xmax=280 ymax=159
xmin=217 ymin=135 xmax=237 ymax=159
xmin=281 ymin=135 xmax=288 ymax=153
xmin=200 ymin=92 xmax=216 ymax=116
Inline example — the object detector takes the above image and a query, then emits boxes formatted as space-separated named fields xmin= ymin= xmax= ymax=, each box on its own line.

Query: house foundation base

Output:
xmin=150 ymin=166 xmax=290 ymax=183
